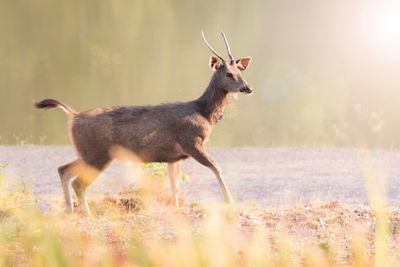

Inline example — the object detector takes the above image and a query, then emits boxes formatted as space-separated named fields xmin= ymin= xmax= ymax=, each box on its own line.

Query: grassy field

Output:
xmin=0 ymin=164 xmax=400 ymax=266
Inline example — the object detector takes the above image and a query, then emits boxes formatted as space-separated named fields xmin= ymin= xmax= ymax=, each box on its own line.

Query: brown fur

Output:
xmin=34 ymin=34 xmax=252 ymax=214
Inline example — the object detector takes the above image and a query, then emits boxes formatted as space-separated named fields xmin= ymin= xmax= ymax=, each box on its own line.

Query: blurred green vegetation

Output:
xmin=1 ymin=0 xmax=400 ymax=148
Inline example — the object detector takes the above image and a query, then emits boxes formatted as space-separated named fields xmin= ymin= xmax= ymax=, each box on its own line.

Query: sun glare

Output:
xmin=365 ymin=3 xmax=400 ymax=47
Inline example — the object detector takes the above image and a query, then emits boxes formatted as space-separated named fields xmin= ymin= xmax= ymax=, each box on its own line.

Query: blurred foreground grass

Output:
xmin=0 ymin=170 xmax=400 ymax=266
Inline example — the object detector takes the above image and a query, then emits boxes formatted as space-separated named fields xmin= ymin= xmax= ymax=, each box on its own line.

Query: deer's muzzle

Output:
xmin=240 ymin=86 xmax=253 ymax=94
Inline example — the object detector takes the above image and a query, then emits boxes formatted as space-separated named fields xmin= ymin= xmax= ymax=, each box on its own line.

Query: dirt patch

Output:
xmin=89 ymin=192 xmax=400 ymax=264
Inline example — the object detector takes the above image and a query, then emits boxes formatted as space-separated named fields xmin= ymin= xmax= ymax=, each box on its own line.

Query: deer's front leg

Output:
xmin=168 ymin=161 xmax=182 ymax=207
xmin=183 ymin=144 xmax=234 ymax=204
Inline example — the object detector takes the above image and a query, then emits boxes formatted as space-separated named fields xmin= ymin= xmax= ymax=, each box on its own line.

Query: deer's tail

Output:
xmin=33 ymin=99 xmax=78 ymax=117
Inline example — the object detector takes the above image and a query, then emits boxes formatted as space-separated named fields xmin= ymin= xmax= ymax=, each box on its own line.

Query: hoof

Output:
xmin=65 ymin=206 xmax=74 ymax=213
xmin=224 ymin=196 xmax=234 ymax=204
xmin=76 ymin=205 xmax=92 ymax=217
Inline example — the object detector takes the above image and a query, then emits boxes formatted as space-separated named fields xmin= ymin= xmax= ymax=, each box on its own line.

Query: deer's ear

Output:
xmin=209 ymin=56 xmax=221 ymax=71
xmin=236 ymin=57 xmax=252 ymax=71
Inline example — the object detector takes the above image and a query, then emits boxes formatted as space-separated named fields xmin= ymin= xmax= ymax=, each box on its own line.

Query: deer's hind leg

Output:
xmin=71 ymin=156 xmax=111 ymax=216
xmin=58 ymin=159 xmax=83 ymax=212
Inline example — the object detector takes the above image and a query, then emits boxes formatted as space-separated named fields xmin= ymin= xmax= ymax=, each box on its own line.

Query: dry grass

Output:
xmin=0 ymin=173 xmax=400 ymax=267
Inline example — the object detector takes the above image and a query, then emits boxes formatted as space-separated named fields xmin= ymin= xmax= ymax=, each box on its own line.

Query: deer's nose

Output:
xmin=240 ymin=86 xmax=253 ymax=94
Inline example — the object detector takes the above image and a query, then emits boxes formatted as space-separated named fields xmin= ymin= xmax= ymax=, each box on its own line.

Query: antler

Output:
xmin=220 ymin=31 xmax=234 ymax=63
xmin=201 ymin=31 xmax=225 ymax=62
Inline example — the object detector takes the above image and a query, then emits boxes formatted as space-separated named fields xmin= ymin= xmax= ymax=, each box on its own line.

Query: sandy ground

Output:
xmin=1 ymin=146 xmax=400 ymax=205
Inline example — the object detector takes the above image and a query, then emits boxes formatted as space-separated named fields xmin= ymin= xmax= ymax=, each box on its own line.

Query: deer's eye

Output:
xmin=225 ymin=72 xmax=234 ymax=79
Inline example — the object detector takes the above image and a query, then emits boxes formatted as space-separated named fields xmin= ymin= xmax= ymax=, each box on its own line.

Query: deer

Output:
xmin=33 ymin=31 xmax=252 ymax=216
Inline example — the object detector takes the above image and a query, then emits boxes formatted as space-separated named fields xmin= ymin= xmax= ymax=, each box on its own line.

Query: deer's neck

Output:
xmin=194 ymin=76 xmax=231 ymax=125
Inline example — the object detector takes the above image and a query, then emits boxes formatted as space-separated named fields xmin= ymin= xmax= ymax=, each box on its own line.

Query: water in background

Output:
xmin=1 ymin=0 xmax=400 ymax=148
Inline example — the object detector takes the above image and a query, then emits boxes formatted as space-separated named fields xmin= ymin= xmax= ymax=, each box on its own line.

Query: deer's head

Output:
xmin=202 ymin=31 xmax=253 ymax=94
